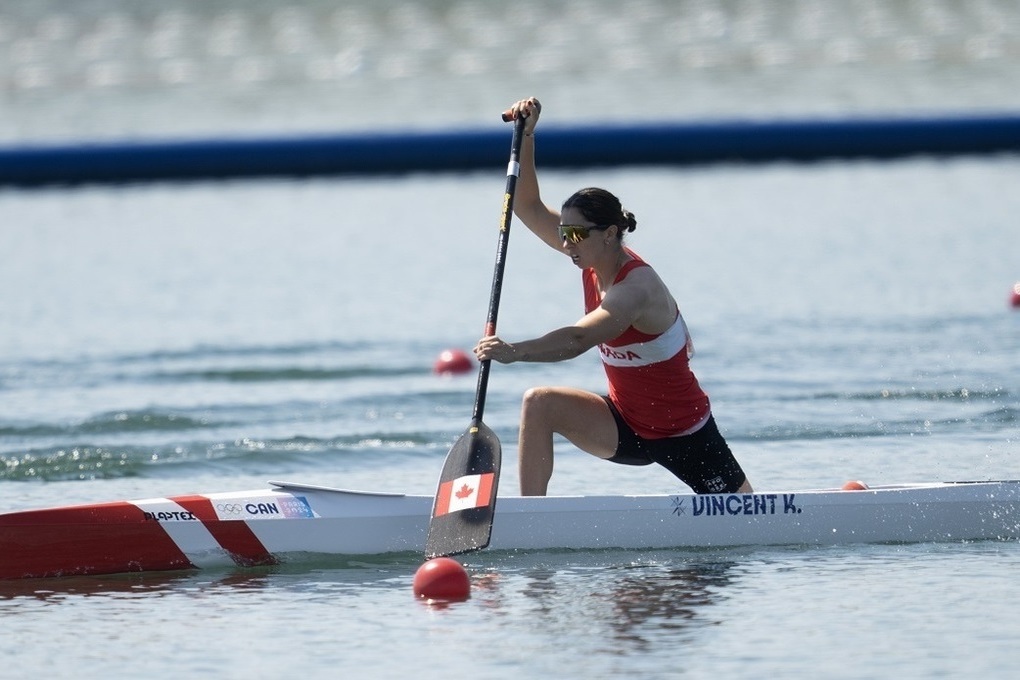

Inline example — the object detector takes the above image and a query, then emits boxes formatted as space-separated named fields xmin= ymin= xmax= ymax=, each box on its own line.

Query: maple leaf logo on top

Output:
xmin=455 ymin=483 xmax=475 ymax=499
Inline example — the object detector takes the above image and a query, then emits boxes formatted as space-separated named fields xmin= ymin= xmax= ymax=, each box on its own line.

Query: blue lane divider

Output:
xmin=2 ymin=113 xmax=1020 ymax=187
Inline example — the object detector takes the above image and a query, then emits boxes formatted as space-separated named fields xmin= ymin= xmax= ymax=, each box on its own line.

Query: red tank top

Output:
xmin=583 ymin=250 xmax=710 ymax=439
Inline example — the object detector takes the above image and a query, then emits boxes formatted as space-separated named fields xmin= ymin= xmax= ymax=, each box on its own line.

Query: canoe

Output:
xmin=2 ymin=480 xmax=1019 ymax=580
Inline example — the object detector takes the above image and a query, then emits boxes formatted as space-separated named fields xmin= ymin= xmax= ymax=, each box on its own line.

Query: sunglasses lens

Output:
xmin=559 ymin=226 xmax=589 ymax=244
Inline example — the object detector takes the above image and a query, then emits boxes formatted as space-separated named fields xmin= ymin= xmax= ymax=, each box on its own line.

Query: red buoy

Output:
xmin=1010 ymin=282 xmax=1020 ymax=309
xmin=841 ymin=480 xmax=870 ymax=491
xmin=433 ymin=349 xmax=473 ymax=375
xmin=413 ymin=557 xmax=471 ymax=601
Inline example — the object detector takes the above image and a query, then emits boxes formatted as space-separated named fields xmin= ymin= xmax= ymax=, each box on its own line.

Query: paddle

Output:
xmin=424 ymin=114 xmax=527 ymax=558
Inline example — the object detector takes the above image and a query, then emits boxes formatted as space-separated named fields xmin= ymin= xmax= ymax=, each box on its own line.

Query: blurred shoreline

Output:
xmin=3 ymin=0 xmax=1020 ymax=142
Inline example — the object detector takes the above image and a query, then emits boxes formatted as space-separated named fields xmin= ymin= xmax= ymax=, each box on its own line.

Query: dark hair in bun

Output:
xmin=562 ymin=187 xmax=637 ymax=239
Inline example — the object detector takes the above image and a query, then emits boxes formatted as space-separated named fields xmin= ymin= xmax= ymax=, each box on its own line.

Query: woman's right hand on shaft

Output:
xmin=502 ymin=97 xmax=542 ymax=136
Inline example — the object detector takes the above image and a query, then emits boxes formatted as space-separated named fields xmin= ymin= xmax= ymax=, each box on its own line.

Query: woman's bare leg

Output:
xmin=516 ymin=386 xmax=619 ymax=495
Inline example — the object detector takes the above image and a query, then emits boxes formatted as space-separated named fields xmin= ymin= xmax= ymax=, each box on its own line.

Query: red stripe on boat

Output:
xmin=0 ymin=501 xmax=193 ymax=580
xmin=171 ymin=495 xmax=278 ymax=567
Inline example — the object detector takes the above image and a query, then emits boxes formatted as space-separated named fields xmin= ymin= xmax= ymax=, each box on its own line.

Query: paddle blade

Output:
xmin=425 ymin=421 xmax=501 ymax=558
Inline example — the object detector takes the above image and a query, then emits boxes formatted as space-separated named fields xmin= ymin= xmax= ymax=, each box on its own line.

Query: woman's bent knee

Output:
xmin=521 ymin=386 xmax=560 ymax=418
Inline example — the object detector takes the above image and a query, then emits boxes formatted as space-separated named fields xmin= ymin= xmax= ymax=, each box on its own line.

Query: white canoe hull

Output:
xmin=2 ymin=480 xmax=1019 ymax=580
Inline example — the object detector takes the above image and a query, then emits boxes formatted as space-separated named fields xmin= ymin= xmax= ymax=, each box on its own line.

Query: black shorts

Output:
xmin=603 ymin=398 xmax=746 ymax=494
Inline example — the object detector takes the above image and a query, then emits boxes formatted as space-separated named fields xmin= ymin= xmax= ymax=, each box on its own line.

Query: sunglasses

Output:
xmin=558 ymin=224 xmax=613 ymax=244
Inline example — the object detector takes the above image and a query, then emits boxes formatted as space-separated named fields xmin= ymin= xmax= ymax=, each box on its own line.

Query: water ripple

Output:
xmin=0 ymin=431 xmax=440 ymax=482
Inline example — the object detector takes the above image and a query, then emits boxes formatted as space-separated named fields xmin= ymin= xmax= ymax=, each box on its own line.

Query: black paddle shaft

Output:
xmin=423 ymin=115 xmax=527 ymax=559
xmin=471 ymin=115 xmax=527 ymax=425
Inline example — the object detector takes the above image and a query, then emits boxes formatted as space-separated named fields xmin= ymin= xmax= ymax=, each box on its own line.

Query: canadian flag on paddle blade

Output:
xmin=434 ymin=473 xmax=495 ymax=517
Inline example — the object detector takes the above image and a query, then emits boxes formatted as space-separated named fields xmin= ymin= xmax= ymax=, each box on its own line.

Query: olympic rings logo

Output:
xmin=216 ymin=503 xmax=244 ymax=514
